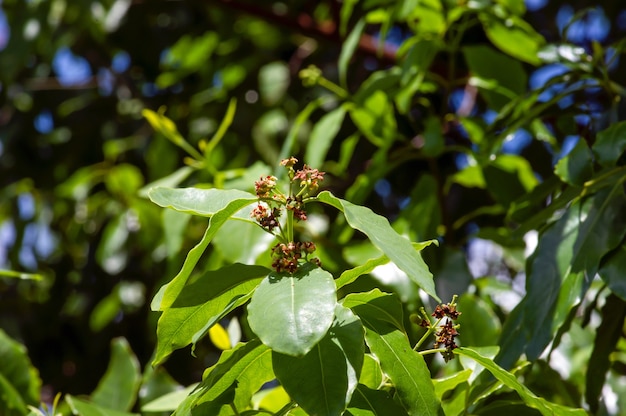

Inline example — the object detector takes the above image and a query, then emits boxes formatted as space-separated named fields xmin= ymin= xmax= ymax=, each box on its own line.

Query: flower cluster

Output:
xmin=414 ymin=296 xmax=461 ymax=363
xmin=251 ymin=202 xmax=281 ymax=232
xmin=251 ymin=157 xmax=325 ymax=274
xmin=271 ymin=241 xmax=320 ymax=274
xmin=432 ymin=297 xmax=461 ymax=362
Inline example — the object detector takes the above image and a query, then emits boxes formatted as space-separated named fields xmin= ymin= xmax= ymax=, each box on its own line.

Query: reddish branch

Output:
xmin=213 ymin=0 xmax=398 ymax=64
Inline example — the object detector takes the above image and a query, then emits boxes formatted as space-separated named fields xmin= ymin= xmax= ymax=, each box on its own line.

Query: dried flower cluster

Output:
xmin=271 ymin=241 xmax=321 ymax=274
xmin=416 ymin=296 xmax=461 ymax=363
xmin=251 ymin=157 xmax=325 ymax=274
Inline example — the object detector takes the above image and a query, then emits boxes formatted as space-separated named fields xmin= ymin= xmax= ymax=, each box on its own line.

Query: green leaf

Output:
xmin=153 ymin=264 xmax=269 ymax=366
xmin=339 ymin=18 xmax=366 ymax=88
xmin=305 ymin=105 xmax=347 ymax=168
xmin=147 ymin=187 xmax=257 ymax=218
xmin=432 ymin=369 xmax=472 ymax=398
xmin=349 ymin=90 xmax=397 ymax=148
xmin=585 ymin=294 xmax=626 ymax=414
xmin=456 ymin=348 xmax=587 ymax=416
xmin=592 ymin=121 xmax=626 ymax=167
xmin=141 ymin=384 xmax=197 ymax=412
xmin=342 ymin=290 xmax=441 ymax=415
xmin=483 ymin=155 xmax=539 ymax=205
xmin=65 ymin=395 xmax=139 ymax=416
xmin=191 ymin=340 xmax=274 ymax=414
xmin=479 ymin=13 xmax=545 ymax=65
xmin=364 ymin=325 xmax=440 ymax=415
xmin=342 ymin=289 xmax=405 ymax=332
xmin=212 ymin=219 xmax=273 ymax=264
xmin=91 ymin=338 xmax=141 ymax=411
xmin=150 ymin=189 xmax=259 ymax=311
xmin=463 ymin=45 xmax=527 ymax=109
xmin=554 ymin=138 xmax=593 ymax=186
xmin=457 ymin=294 xmax=501 ymax=347
xmin=317 ymin=191 xmax=440 ymax=301
xmin=248 ymin=263 xmax=337 ymax=356
xmin=498 ymin=198 xmax=588 ymax=367
xmin=0 ymin=329 xmax=40 ymax=414
xmin=142 ymin=109 xmax=203 ymax=160
xmin=335 ymin=254 xmax=390 ymax=290
xmin=598 ymin=244 xmax=626 ymax=301
xmin=358 ymin=354 xmax=383 ymax=389
xmin=273 ymin=304 xmax=364 ymax=416
xmin=347 ymin=384 xmax=406 ymax=416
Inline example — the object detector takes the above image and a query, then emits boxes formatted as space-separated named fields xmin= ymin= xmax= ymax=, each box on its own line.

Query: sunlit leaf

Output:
xmin=456 ymin=348 xmax=587 ymax=416
xmin=273 ymin=304 xmax=364 ymax=416
xmin=317 ymin=191 xmax=440 ymax=301
xmin=153 ymin=264 xmax=269 ymax=366
xmin=65 ymin=395 xmax=139 ymax=416
xmin=248 ymin=263 xmax=337 ymax=356
xmin=91 ymin=338 xmax=141 ymax=411
xmin=0 ymin=329 xmax=40 ymax=414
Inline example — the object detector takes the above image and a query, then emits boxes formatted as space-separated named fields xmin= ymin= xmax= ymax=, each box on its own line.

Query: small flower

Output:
xmin=255 ymin=175 xmax=277 ymax=198
xmin=280 ymin=157 xmax=298 ymax=168
xmin=294 ymin=165 xmax=325 ymax=192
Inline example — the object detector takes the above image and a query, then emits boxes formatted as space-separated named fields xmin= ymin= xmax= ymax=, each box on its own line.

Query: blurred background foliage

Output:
xmin=1 ymin=0 xmax=626 ymax=414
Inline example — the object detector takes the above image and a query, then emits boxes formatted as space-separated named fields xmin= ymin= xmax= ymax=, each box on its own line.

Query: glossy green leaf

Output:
xmin=349 ymin=90 xmax=397 ymax=148
xmin=162 ymin=209 xmax=191 ymax=258
xmin=432 ymin=369 xmax=472 ymax=398
xmin=150 ymin=189 xmax=259 ymax=311
xmin=347 ymin=384 xmax=406 ymax=416
xmin=248 ymin=263 xmax=337 ymax=356
xmin=148 ymin=187 xmax=257 ymax=218
xmin=358 ymin=354 xmax=383 ymax=389
xmin=317 ymin=191 xmax=440 ymax=301
xmin=335 ymin=254 xmax=389 ymax=290
xmin=456 ymin=348 xmax=587 ymax=416
xmin=463 ymin=45 xmax=526 ymax=109
xmin=598 ymin=244 xmax=626 ymax=301
xmin=141 ymin=384 xmax=197 ymax=412
xmin=554 ymin=138 xmax=593 ymax=186
xmin=498 ymin=199 xmax=588 ymax=368
xmin=91 ymin=338 xmax=141 ymax=411
xmin=65 ymin=395 xmax=139 ymax=416
xmin=212 ymin=219 xmax=273 ymax=264
xmin=479 ymin=13 xmax=545 ymax=65
xmin=342 ymin=289 xmax=404 ymax=332
xmin=592 ymin=121 xmax=626 ymax=167
xmin=153 ymin=264 xmax=269 ymax=366
xmin=273 ymin=304 xmax=364 ymax=416
xmin=343 ymin=290 xmax=441 ymax=415
xmin=137 ymin=365 xmax=184 ymax=409
xmin=191 ymin=340 xmax=274 ymax=414
xmin=0 ymin=329 xmax=40 ymax=414
xmin=484 ymin=155 xmax=538 ymax=205
xmin=305 ymin=105 xmax=346 ymax=168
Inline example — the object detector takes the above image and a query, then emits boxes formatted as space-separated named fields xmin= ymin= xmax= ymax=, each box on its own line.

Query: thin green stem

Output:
xmin=414 ymin=317 xmax=442 ymax=351
xmin=318 ymin=77 xmax=348 ymax=99
xmin=418 ymin=347 xmax=447 ymax=356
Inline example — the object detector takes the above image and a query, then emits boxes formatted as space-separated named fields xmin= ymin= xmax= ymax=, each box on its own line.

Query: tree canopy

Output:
xmin=1 ymin=0 xmax=626 ymax=415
